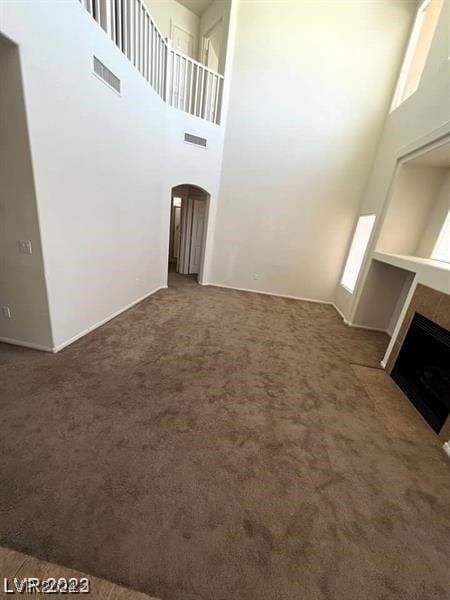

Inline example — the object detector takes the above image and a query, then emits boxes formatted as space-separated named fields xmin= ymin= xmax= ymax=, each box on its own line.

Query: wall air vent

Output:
xmin=93 ymin=57 xmax=121 ymax=93
xmin=184 ymin=133 xmax=207 ymax=148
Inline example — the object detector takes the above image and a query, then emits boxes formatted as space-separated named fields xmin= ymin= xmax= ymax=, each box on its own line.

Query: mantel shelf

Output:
xmin=372 ymin=251 xmax=450 ymax=295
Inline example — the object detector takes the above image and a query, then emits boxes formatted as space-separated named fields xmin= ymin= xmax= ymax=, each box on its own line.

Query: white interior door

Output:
xmin=173 ymin=206 xmax=181 ymax=259
xmin=189 ymin=199 xmax=206 ymax=274
xmin=202 ymin=19 xmax=223 ymax=72
xmin=178 ymin=196 xmax=192 ymax=275
xmin=171 ymin=23 xmax=194 ymax=57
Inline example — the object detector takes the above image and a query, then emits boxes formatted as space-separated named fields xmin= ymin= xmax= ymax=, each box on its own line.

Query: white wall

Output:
xmin=0 ymin=36 xmax=53 ymax=349
xmin=144 ymin=0 xmax=200 ymax=58
xmin=376 ymin=163 xmax=446 ymax=255
xmin=346 ymin=0 xmax=450 ymax=322
xmin=0 ymin=0 xmax=225 ymax=351
xmin=352 ymin=260 xmax=414 ymax=333
xmin=209 ymin=0 xmax=416 ymax=301
xmin=417 ymin=170 xmax=450 ymax=257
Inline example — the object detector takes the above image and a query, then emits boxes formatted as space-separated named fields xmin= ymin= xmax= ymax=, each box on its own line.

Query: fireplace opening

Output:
xmin=391 ymin=312 xmax=450 ymax=433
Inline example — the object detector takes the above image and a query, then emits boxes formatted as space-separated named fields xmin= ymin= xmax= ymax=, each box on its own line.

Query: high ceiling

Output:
xmin=177 ymin=0 xmax=213 ymax=16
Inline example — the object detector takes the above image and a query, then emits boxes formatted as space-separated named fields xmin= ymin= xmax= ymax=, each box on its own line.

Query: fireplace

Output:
xmin=391 ymin=312 xmax=450 ymax=433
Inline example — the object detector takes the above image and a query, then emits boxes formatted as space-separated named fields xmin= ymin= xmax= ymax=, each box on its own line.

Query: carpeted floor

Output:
xmin=1 ymin=273 xmax=449 ymax=600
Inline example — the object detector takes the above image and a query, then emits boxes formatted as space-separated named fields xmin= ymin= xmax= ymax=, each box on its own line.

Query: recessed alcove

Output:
xmin=376 ymin=143 xmax=449 ymax=259
xmin=352 ymin=139 xmax=450 ymax=338
xmin=352 ymin=259 xmax=415 ymax=334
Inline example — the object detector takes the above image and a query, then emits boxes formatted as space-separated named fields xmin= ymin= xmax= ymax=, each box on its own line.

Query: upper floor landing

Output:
xmin=80 ymin=0 xmax=231 ymax=124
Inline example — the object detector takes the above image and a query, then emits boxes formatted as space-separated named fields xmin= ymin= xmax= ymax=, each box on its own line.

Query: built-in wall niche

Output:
xmin=352 ymin=260 xmax=415 ymax=335
xmin=376 ymin=141 xmax=450 ymax=260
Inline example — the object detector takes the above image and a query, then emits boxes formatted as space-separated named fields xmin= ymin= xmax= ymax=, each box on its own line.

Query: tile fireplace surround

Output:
xmin=385 ymin=283 xmax=450 ymax=442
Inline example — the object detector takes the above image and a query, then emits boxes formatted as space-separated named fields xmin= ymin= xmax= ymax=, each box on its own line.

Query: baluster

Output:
xmin=137 ymin=1 xmax=141 ymax=70
xmin=128 ymin=0 xmax=134 ymax=64
xmin=177 ymin=56 xmax=182 ymax=109
xmin=123 ymin=0 xmax=129 ymax=58
xmin=142 ymin=8 xmax=145 ymax=76
xmin=164 ymin=41 xmax=169 ymax=103
xmin=207 ymin=72 xmax=213 ymax=121
xmin=143 ymin=11 xmax=149 ymax=81
xmin=110 ymin=0 xmax=116 ymax=46
xmin=133 ymin=0 xmax=138 ymax=66
xmin=161 ymin=39 xmax=166 ymax=97
xmin=188 ymin=61 xmax=194 ymax=115
xmin=214 ymin=76 xmax=220 ymax=124
xmin=172 ymin=52 xmax=177 ymax=106
xmin=141 ymin=5 xmax=145 ymax=76
xmin=185 ymin=58 xmax=189 ymax=112
xmin=150 ymin=25 xmax=154 ymax=88
xmin=159 ymin=35 xmax=163 ymax=96
xmin=118 ymin=0 xmax=124 ymax=51
xmin=199 ymin=66 xmax=205 ymax=119
xmin=155 ymin=34 xmax=159 ymax=94
xmin=192 ymin=64 xmax=197 ymax=116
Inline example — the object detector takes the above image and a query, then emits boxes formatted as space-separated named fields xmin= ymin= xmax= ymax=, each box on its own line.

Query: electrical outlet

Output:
xmin=253 ymin=273 xmax=260 ymax=280
xmin=1 ymin=306 xmax=11 ymax=319
xmin=18 ymin=240 xmax=32 ymax=255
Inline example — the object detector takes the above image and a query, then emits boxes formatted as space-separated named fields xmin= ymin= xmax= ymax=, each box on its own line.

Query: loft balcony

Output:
xmin=79 ymin=0 xmax=227 ymax=124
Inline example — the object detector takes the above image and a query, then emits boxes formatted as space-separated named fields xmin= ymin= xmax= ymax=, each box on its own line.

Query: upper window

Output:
xmin=432 ymin=210 xmax=450 ymax=263
xmin=391 ymin=0 xmax=443 ymax=111
xmin=341 ymin=214 xmax=376 ymax=293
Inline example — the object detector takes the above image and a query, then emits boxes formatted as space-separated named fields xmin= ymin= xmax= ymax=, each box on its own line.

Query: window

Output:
xmin=341 ymin=214 xmax=376 ymax=293
xmin=432 ymin=210 xmax=450 ymax=263
xmin=391 ymin=0 xmax=442 ymax=110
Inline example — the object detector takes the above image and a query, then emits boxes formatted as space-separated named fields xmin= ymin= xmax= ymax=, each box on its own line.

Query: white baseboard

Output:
xmin=331 ymin=303 xmax=389 ymax=334
xmin=332 ymin=303 xmax=347 ymax=322
xmin=204 ymin=287 xmax=388 ymax=334
xmin=1 ymin=286 xmax=166 ymax=354
xmin=53 ymin=285 xmax=166 ymax=352
xmin=0 ymin=337 xmax=54 ymax=353
xmin=203 ymin=282 xmax=332 ymax=306
xmin=348 ymin=323 xmax=389 ymax=334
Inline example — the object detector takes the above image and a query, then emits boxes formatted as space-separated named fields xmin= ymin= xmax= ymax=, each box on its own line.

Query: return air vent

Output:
xmin=93 ymin=57 xmax=121 ymax=93
xmin=184 ymin=133 xmax=207 ymax=148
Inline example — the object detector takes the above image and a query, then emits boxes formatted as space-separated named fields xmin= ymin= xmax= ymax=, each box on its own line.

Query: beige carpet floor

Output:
xmin=0 ymin=273 xmax=449 ymax=600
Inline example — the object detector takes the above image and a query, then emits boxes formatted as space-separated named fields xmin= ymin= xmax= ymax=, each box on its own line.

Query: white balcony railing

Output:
xmin=80 ymin=0 xmax=224 ymax=124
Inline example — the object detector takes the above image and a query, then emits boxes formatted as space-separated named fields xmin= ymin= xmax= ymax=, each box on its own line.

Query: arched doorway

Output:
xmin=168 ymin=184 xmax=210 ymax=285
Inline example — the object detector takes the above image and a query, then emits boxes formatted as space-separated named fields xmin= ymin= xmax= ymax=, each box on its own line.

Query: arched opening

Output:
xmin=168 ymin=184 xmax=210 ymax=286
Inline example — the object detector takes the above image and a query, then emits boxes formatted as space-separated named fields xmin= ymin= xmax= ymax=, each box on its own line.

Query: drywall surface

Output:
xmin=144 ymin=0 xmax=200 ymax=58
xmin=348 ymin=0 xmax=450 ymax=322
xmin=352 ymin=260 xmax=414 ymax=333
xmin=0 ymin=0 xmax=224 ymax=350
xmin=210 ymin=0 xmax=416 ymax=301
xmin=417 ymin=170 xmax=450 ymax=257
xmin=376 ymin=164 xmax=446 ymax=255
xmin=0 ymin=36 xmax=53 ymax=349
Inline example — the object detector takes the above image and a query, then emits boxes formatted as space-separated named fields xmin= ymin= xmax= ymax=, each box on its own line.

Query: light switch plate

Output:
xmin=18 ymin=240 xmax=32 ymax=255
